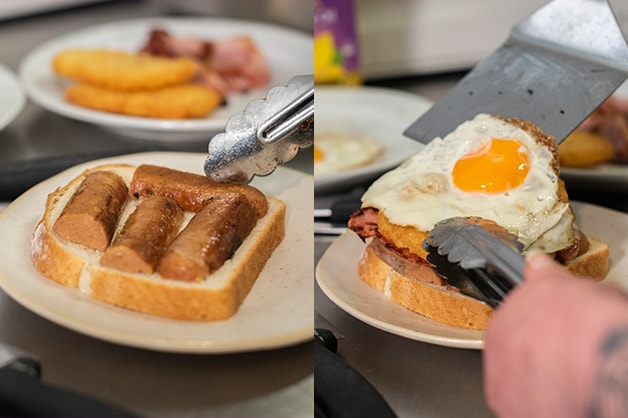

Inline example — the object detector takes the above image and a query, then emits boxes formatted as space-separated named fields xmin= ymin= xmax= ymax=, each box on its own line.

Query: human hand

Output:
xmin=484 ymin=252 xmax=628 ymax=418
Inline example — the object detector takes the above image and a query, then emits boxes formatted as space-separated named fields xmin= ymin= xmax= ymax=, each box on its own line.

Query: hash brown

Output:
xmin=53 ymin=49 xmax=199 ymax=91
xmin=65 ymin=83 xmax=222 ymax=119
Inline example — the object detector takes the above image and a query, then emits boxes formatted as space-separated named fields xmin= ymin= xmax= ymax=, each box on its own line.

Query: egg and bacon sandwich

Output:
xmin=348 ymin=113 xmax=610 ymax=330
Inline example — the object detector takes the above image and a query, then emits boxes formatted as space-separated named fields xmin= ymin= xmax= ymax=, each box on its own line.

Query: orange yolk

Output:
xmin=314 ymin=145 xmax=324 ymax=162
xmin=452 ymin=138 xmax=530 ymax=193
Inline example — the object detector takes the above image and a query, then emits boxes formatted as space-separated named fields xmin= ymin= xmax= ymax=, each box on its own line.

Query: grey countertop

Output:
xmin=0 ymin=1 xmax=313 ymax=417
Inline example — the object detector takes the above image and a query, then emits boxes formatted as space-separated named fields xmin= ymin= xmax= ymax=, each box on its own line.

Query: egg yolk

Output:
xmin=314 ymin=145 xmax=324 ymax=162
xmin=452 ymin=138 xmax=530 ymax=193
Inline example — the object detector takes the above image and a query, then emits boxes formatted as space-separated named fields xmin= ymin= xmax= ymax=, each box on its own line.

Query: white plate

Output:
xmin=316 ymin=201 xmax=628 ymax=349
xmin=0 ymin=152 xmax=313 ymax=353
xmin=560 ymin=80 xmax=628 ymax=189
xmin=314 ymin=86 xmax=431 ymax=193
xmin=0 ymin=64 xmax=25 ymax=131
xmin=18 ymin=18 xmax=313 ymax=142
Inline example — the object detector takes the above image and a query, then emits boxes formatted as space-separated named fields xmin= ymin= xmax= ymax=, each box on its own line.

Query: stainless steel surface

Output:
xmin=404 ymin=0 xmax=628 ymax=145
xmin=426 ymin=217 xmax=524 ymax=283
xmin=425 ymin=217 xmax=525 ymax=307
xmin=0 ymin=1 xmax=312 ymax=417
xmin=205 ymin=74 xmax=313 ymax=183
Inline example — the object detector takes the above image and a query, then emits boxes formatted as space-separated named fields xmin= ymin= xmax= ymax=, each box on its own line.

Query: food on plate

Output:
xmin=560 ymin=94 xmax=628 ymax=167
xmin=31 ymin=164 xmax=286 ymax=320
xmin=140 ymin=29 xmax=271 ymax=97
xmin=558 ymin=130 xmax=615 ymax=168
xmin=64 ymin=83 xmax=222 ymax=119
xmin=52 ymin=49 xmax=199 ymax=91
xmin=314 ymin=132 xmax=383 ymax=174
xmin=348 ymin=113 xmax=609 ymax=330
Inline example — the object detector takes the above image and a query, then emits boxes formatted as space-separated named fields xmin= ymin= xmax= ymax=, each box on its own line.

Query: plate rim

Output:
xmin=0 ymin=63 xmax=25 ymax=131
xmin=0 ymin=151 xmax=313 ymax=354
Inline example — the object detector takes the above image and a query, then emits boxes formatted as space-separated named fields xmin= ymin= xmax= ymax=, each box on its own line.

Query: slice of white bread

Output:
xmin=358 ymin=236 xmax=610 ymax=330
xmin=30 ymin=163 xmax=286 ymax=321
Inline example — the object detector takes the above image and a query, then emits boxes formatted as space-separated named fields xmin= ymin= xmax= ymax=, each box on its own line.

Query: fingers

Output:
xmin=524 ymin=251 xmax=571 ymax=285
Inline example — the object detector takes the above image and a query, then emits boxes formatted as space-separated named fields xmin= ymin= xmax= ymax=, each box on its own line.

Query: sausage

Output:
xmin=129 ymin=164 xmax=267 ymax=217
xmin=100 ymin=196 xmax=183 ymax=274
xmin=53 ymin=171 xmax=128 ymax=251
xmin=157 ymin=194 xmax=258 ymax=282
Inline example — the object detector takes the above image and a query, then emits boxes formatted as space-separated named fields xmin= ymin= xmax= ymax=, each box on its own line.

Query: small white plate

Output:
xmin=0 ymin=152 xmax=313 ymax=353
xmin=0 ymin=64 xmax=25 ymax=131
xmin=314 ymin=86 xmax=431 ymax=193
xmin=316 ymin=201 xmax=628 ymax=349
xmin=19 ymin=18 xmax=312 ymax=142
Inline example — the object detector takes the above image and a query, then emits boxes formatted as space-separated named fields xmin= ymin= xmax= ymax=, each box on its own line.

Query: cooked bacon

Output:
xmin=348 ymin=207 xmax=379 ymax=241
xmin=140 ymin=29 xmax=271 ymax=97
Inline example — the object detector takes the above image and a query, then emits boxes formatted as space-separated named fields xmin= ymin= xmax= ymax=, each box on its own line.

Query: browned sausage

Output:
xmin=157 ymin=194 xmax=258 ymax=282
xmin=129 ymin=164 xmax=268 ymax=217
xmin=100 ymin=196 xmax=183 ymax=274
xmin=53 ymin=170 xmax=128 ymax=251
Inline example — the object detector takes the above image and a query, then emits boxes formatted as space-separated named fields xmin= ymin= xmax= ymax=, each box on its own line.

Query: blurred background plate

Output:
xmin=0 ymin=64 xmax=25 ymax=131
xmin=560 ymin=79 xmax=628 ymax=190
xmin=315 ymin=86 xmax=432 ymax=193
xmin=19 ymin=17 xmax=313 ymax=143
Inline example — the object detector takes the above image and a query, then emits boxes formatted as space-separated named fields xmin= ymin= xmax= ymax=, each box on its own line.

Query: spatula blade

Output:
xmin=404 ymin=0 xmax=628 ymax=144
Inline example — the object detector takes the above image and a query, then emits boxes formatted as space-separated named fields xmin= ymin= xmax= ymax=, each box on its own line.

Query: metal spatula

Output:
xmin=404 ymin=0 xmax=628 ymax=144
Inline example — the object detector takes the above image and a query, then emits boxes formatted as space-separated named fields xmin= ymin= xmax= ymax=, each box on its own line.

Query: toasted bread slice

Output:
xmin=357 ymin=235 xmax=610 ymax=330
xmin=31 ymin=164 xmax=285 ymax=320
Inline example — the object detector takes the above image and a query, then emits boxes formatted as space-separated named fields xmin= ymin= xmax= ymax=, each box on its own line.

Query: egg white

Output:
xmin=362 ymin=113 xmax=574 ymax=252
xmin=314 ymin=132 xmax=383 ymax=174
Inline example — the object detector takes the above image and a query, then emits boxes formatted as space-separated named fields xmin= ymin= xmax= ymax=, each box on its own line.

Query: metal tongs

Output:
xmin=204 ymin=74 xmax=314 ymax=183
xmin=423 ymin=217 xmax=526 ymax=308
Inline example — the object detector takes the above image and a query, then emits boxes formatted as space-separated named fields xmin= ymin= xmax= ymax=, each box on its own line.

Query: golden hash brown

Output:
xmin=559 ymin=130 xmax=614 ymax=168
xmin=53 ymin=49 xmax=198 ymax=91
xmin=65 ymin=83 xmax=222 ymax=119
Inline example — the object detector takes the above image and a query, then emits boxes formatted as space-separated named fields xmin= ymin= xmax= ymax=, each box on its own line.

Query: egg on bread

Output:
xmin=349 ymin=113 xmax=609 ymax=330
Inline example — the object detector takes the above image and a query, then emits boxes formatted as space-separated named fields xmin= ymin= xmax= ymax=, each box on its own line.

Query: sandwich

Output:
xmin=348 ymin=113 xmax=610 ymax=330
xmin=31 ymin=163 xmax=285 ymax=321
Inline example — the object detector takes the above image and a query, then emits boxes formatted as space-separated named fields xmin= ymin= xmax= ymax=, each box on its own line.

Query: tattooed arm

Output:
xmin=484 ymin=252 xmax=628 ymax=418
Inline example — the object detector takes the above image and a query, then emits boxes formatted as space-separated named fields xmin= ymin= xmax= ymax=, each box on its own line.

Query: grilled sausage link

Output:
xmin=129 ymin=164 xmax=268 ymax=218
xmin=53 ymin=171 xmax=128 ymax=251
xmin=157 ymin=194 xmax=258 ymax=282
xmin=100 ymin=196 xmax=184 ymax=274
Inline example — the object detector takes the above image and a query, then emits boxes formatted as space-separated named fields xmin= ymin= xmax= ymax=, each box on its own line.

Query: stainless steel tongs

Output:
xmin=422 ymin=217 xmax=526 ymax=308
xmin=204 ymin=74 xmax=314 ymax=183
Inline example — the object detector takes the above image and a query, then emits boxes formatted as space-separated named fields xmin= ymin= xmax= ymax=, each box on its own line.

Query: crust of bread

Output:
xmin=30 ymin=164 xmax=286 ymax=320
xmin=564 ymin=237 xmax=610 ymax=280
xmin=358 ymin=234 xmax=610 ymax=330
xmin=359 ymin=243 xmax=492 ymax=330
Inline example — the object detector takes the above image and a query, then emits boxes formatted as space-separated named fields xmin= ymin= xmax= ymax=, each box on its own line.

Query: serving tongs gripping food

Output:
xmin=423 ymin=217 xmax=526 ymax=308
xmin=204 ymin=74 xmax=313 ymax=183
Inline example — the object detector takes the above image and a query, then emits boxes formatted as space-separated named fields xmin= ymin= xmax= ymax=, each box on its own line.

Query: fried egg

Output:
xmin=361 ymin=113 xmax=575 ymax=252
xmin=314 ymin=132 xmax=383 ymax=174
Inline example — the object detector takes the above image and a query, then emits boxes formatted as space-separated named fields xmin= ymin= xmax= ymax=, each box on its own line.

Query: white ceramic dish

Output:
xmin=0 ymin=64 xmax=25 ymax=131
xmin=314 ymin=86 xmax=431 ymax=193
xmin=0 ymin=152 xmax=313 ymax=353
xmin=316 ymin=201 xmax=628 ymax=350
xmin=19 ymin=18 xmax=312 ymax=142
